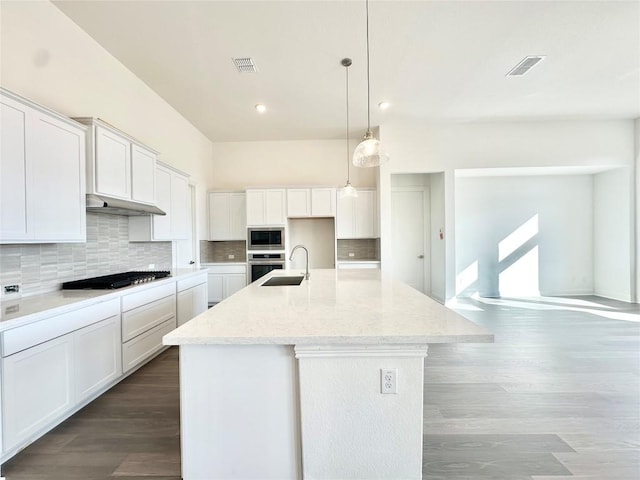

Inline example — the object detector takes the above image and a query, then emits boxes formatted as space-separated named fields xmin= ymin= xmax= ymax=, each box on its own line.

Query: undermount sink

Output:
xmin=261 ymin=275 xmax=304 ymax=286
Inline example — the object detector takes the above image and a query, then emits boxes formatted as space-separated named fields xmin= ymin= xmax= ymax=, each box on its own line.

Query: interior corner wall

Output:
xmin=593 ymin=167 xmax=632 ymax=301
xmin=0 ymin=1 xmax=213 ymax=243
xmin=210 ymin=140 xmax=376 ymax=190
xmin=455 ymin=175 xmax=594 ymax=298
xmin=428 ymin=173 xmax=445 ymax=302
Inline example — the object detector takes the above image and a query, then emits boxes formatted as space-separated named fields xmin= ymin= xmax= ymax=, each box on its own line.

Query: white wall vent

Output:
xmin=232 ymin=57 xmax=258 ymax=73
xmin=506 ymin=56 xmax=545 ymax=76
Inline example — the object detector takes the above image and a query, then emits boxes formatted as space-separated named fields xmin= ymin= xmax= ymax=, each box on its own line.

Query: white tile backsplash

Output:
xmin=0 ymin=213 xmax=172 ymax=296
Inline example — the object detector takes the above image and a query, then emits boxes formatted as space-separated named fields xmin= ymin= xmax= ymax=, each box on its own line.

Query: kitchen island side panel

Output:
xmin=179 ymin=344 xmax=301 ymax=480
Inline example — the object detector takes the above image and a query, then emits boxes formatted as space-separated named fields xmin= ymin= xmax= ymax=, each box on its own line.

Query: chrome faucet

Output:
xmin=289 ymin=244 xmax=310 ymax=280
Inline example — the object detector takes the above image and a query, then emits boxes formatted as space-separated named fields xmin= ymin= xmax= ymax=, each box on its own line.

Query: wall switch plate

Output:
xmin=380 ymin=368 xmax=398 ymax=394
xmin=228 ymin=254 xmax=235 ymax=260
xmin=348 ymin=252 xmax=355 ymax=257
xmin=148 ymin=263 xmax=155 ymax=270
xmin=2 ymin=284 xmax=21 ymax=300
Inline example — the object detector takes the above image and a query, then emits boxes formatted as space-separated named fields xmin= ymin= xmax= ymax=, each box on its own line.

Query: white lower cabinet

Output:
xmin=121 ymin=283 xmax=176 ymax=374
xmin=177 ymin=273 xmax=208 ymax=326
xmin=3 ymin=334 xmax=74 ymax=451
xmin=74 ymin=315 xmax=121 ymax=403
xmin=1 ymin=299 xmax=122 ymax=453
xmin=205 ymin=264 xmax=247 ymax=304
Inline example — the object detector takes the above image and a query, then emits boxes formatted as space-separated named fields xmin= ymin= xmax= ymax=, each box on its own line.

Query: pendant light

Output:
xmin=340 ymin=58 xmax=358 ymax=198
xmin=353 ymin=0 xmax=389 ymax=168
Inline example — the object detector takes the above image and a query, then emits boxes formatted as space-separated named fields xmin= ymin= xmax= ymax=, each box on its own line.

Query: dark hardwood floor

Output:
xmin=2 ymin=295 xmax=639 ymax=479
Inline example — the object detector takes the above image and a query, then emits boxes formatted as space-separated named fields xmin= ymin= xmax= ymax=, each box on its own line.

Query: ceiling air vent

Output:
xmin=232 ymin=57 xmax=258 ymax=73
xmin=506 ymin=56 xmax=545 ymax=77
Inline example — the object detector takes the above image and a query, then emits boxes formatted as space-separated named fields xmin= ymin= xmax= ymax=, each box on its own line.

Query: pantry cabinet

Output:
xmin=129 ymin=163 xmax=189 ymax=241
xmin=336 ymin=188 xmax=378 ymax=239
xmin=287 ymin=188 xmax=336 ymax=217
xmin=246 ymin=189 xmax=286 ymax=226
xmin=209 ymin=192 xmax=246 ymax=240
xmin=76 ymin=117 xmax=158 ymax=206
xmin=0 ymin=88 xmax=86 ymax=243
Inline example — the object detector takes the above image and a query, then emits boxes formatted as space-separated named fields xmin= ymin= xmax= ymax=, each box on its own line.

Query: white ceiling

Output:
xmin=53 ymin=0 xmax=640 ymax=143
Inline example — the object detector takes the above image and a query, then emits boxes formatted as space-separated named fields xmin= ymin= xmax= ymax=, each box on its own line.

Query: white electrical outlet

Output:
xmin=380 ymin=368 xmax=398 ymax=394
xmin=148 ymin=263 xmax=155 ymax=270
xmin=348 ymin=252 xmax=355 ymax=257
xmin=228 ymin=254 xmax=235 ymax=260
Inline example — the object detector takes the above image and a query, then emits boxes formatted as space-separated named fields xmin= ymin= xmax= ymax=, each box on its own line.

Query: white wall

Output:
xmin=429 ymin=172 xmax=446 ymax=302
xmin=379 ymin=120 xmax=636 ymax=301
xmin=211 ymin=140 xmax=376 ymax=190
xmin=0 ymin=1 xmax=213 ymax=245
xmin=593 ymin=168 xmax=633 ymax=301
xmin=636 ymin=119 xmax=640 ymax=303
xmin=455 ymin=175 xmax=594 ymax=298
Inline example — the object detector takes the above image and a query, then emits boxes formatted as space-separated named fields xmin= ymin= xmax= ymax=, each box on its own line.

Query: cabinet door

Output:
xmin=229 ymin=193 xmax=247 ymax=240
xmin=131 ymin=144 xmax=156 ymax=204
xmin=95 ymin=126 xmax=131 ymax=199
xmin=0 ymin=95 xmax=29 ymax=240
xmin=3 ymin=334 xmax=74 ymax=450
xmin=177 ymin=283 xmax=208 ymax=326
xmin=246 ymin=190 xmax=266 ymax=226
xmin=153 ymin=167 xmax=172 ymax=240
xmin=311 ymin=188 xmax=336 ymax=217
xmin=208 ymin=274 xmax=224 ymax=303
xmin=225 ymin=274 xmax=247 ymax=298
xmin=287 ymin=189 xmax=310 ymax=217
xmin=336 ymin=195 xmax=355 ymax=239
xmin=209 ymin=192 xmax=230 ymax=240
xmin=74 ymin=315 xmax=122 ymax=402
xmin=355 ymin=190 xmax=376 ymax=238
xmin=170 ymin=172 xmax=189 ymax=239
xmin=31 ymin=114 xmax=86 ymax=241
xmin=265 ymin=189 xmax=286 ymax=225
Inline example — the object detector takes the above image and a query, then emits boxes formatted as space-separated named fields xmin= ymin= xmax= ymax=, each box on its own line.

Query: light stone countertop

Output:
xmin=163 ymin=269 xmax=493 ymax=346
xmin=0 ymin=267 xmax=208 ymax=331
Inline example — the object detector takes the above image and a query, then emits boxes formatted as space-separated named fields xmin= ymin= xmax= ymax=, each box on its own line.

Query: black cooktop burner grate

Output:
xmin=62 ymin=271 xmax=171 ymax=290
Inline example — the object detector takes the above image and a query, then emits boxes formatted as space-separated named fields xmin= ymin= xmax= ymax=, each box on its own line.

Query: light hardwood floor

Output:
xmin=2 ymin=295 xmax=639 ymax=479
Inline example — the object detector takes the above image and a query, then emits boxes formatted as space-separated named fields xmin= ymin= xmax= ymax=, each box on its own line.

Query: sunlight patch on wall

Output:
xmin=499 ymin=246 xmax=540 ymax=296
xmin=456 ymin=260 xmax=478 ymax=295
xmin=499 ymin=214 xmax=539 ymax=262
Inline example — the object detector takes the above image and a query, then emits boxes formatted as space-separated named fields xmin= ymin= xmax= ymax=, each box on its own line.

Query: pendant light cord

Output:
xmin=365 ymin=0 xmax=371 ymax=133
xmin=346 ymin=63 xmax=351 ymax=182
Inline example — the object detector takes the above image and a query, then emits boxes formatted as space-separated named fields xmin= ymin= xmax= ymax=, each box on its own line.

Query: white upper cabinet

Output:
xmin=209 ymin=192 xmax=246 ymax=241
xmin=0 ymin=89 xmax=86 ymax=244
xmin=76 ymin=118 xmax=158 ymax=205
xmin=129 ymin=163 xmax=189 ymax=241
xmin=131 ymin=144 xmax=156 ymax=204
xmin=336 ymin=188 xmax=378 ymax=239
xmin=246 ymin=189 xmax=286 ymax=226
xmin=287 ymin=188 xmax=336 ymax=218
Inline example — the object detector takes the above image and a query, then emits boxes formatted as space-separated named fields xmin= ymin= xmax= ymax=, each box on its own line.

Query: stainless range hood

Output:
xmin=86 ymin=194 xmax=166 ymax=216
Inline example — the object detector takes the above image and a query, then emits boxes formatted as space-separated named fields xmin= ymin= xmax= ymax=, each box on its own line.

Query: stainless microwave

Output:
xmin=247 ymin=227 xmax=285 ymax=251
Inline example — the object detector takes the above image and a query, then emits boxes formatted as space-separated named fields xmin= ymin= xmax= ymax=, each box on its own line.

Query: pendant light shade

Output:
xmin=353 ymin=0 xmax=389 ymax=168
xmin=340 ymin=58 xmax=358 ymax=198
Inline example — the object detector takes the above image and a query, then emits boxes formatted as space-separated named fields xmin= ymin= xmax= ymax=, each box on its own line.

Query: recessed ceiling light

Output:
xmin=378 ymin=101 xmax=391 ymax=110
xmin=255 ymin=104 xmax=266 ymax=113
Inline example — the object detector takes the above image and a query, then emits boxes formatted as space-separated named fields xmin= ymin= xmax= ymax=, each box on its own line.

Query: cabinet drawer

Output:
xmin=121 ymin=282 xmax=175 ymax=312
xmin=122 ymin=317 xmax=175 ymax=373
xmin=122 ymin=294 xmax=175 ymax=342
xmin=204 ymin=264 xmax=247 ymax=275
xmin=177 ymin=273 xmax=207 ymax=292
xmin=2 ymin=299 xmax=120 ymax=357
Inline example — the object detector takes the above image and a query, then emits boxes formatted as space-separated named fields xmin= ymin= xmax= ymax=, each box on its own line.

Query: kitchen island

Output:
xmin=163 ymin=269 xmax=492 ymax=480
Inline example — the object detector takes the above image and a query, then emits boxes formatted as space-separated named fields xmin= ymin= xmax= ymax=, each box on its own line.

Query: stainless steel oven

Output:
xmin=248 ymin=227 xmax=285 ymax=251
xmin=248 ymin=253 xmax=285 ymax=283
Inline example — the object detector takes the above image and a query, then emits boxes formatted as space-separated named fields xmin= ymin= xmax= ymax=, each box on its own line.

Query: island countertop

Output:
xmin=163 ymin=269 xmax=493 ymax=346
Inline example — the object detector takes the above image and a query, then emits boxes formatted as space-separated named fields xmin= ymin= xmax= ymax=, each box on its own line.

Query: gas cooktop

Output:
xmin=62 ymin=271 xmax=171 ymax=290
